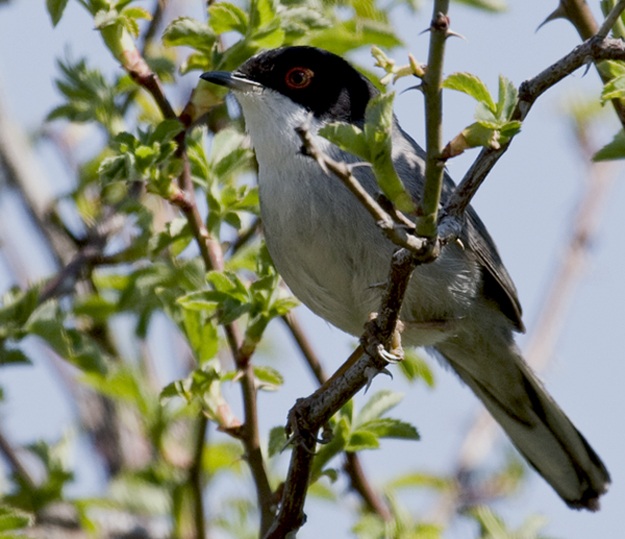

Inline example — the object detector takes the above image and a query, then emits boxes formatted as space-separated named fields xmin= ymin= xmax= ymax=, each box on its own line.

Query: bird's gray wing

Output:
xmin=463 ymin=205 xmax=524 ymax=332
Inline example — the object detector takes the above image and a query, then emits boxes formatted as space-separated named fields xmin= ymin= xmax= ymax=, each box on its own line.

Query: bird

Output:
xmin=200 ymin=46 xmax=610 ymax=510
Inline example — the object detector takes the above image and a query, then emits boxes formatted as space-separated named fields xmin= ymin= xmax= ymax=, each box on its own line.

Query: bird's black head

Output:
xmin=221 ymin=47 xmax=378 ymax=124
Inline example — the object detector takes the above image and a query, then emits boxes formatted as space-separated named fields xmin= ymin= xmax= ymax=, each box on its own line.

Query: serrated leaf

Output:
xmin=162 ymin=17 xmax=216 ymax=53
xmin=593 ymin=130 xmax=625 ymax=161
xmin=442 ymin=122 xmax=500 ymax=159
xmin=308 ymin=19 xmax=402 ymax=55
xmin=268 ymin=426 xmax=287 ymax=458
xmin=600 ymin=60 xmax=625 ymax=79
xmin=46 ymin=0 xmax=69 ymax=26
xmin=496 ymin=75 xmax=517 ymax=120
xmin=151 ymin=119 xmax=184 ymax=144
xmin=319 ymin=122 xmax=368 ymax=158
xmin=443 ymin=72 xmax=496 ymax=113
xmin=346 ymin=430 xmax=380 ymax=451
xmin=355 ymin=389 xmax=403 ymax=425
xmin=357 ymin=418 xmax=419 ymax=440
xmin=253 ymin=365 xmax=284 ymax=390
xmin=602 ymin=74 xmax=625 ymax=102
xmin=121 ymin=6 xmax=152 ymax=22
xmin=208 ymin=3 xmax=249 ymax=34
xmin=398 ymin=351 xmax=435 ymax=386
xmin=250 ymin=0 xmax=278 ymax=31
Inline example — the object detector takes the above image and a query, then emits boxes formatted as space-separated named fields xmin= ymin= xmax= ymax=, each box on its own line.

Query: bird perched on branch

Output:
xmin=201 ymin=46 xmax=610 ymax=510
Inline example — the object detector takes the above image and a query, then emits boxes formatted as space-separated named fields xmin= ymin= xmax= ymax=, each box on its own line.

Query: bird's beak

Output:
xmin=200 ymin=71 xmax=261 ymax=92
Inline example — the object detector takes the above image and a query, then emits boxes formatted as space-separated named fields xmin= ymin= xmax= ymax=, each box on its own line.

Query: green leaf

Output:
xmin=357 ymin=418 xmax=419 ymax=440
xmin=399 ymin=352 xmax=434 ymax=386
xmin=162 ymin=17 xmax=217 ymax=53
xmin=250 ymin=0 xmax=278 ymax=31
xmin=0 ymin=348 xmax=31 ymax=366
xmin=208 ymin=3 xmax=249 ymax=34
xmin=599 ymin=59 xmax=625 ymax=79
xmin=496 ymin=75 xmax=517 ymax=120
xmin=593 ymin=130 xmax=625 ymax=161
xmin=307 ymin=19 xmax=401 ymax=55
xmin=364 ymin=93 xmax=415 ymax=213
xmin=443 ymin=72 xmax=496 ymax=113
xmin=253 ymin=365 xmax=284 ymax=390
xmin=355 ymin=389 xmax=403 ymax=425
xmin=181 ymin=309 xmax=219 ymax=365
xmin=346 ymin=430 xmax=380 ymax=451
xmin=46 ymin=0 xmax=69 ymax=26
xmin=0 ymin=285 xmax=41 ymax=340
xmin=0 ymin=505 xmax=33 ymax=532
xmin=26 ymin=304 xmax=108 ymax=374
xmin=318 ymin=122 xmax=368 ymax=158
xmin=602 ymin=74 xmax=625 ymax=102
xmin=388 ymin=471 xmax=454 ymax=491
xmin=268 ymin=426 xmax=287 ymax=458
xmin=203 ymin=442 xmax=244 ymax=475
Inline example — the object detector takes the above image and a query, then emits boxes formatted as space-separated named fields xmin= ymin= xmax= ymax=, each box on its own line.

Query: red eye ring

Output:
xmin=285 ymin=67 xmax=314 ymax=89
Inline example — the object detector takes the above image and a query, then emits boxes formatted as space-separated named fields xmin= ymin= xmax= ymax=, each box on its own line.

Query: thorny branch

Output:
xmin=281 ymin=313 xmax=393 ymax=520
xmin=444 ymin=35 xmax=625 ymax=219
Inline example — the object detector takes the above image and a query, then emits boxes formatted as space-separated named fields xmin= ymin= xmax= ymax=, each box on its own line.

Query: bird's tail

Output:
xmin=435 ymin=330 xmax=610 ymax=510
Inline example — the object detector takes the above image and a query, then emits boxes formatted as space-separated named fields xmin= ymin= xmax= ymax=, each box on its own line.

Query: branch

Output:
xmin=265 ymin=248 xmax=419 ymax=538
xmin=556 ymin=0 xmax=625 ymax=126
xmin=444 ymin=35 xmax=625 ymax=218
xmin=281 ymin=313 xmax=392 ymax=520
xmin=418 ymin=1 xmax=451 ymax=238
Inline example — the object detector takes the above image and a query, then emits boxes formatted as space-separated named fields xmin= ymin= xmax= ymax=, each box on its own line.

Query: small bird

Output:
xmin=201 ymin=46 xmax=610 ymax=510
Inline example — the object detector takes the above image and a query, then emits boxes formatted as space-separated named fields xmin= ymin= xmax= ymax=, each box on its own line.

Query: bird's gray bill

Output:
xmin=200 ymin=71 xmax=260 ymax=92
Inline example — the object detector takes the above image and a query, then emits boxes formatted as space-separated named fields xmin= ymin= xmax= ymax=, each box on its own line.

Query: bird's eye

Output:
xmin=285 ymin=67 xmax=314 ymax=89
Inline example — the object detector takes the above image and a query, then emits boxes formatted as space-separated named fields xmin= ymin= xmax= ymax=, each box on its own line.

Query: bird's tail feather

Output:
xmin=435 ymin=334 xmax=610 ymax=510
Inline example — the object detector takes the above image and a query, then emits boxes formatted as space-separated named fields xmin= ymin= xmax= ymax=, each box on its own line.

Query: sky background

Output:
xmin=0 ymin=1 xmax=624 ymax=538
